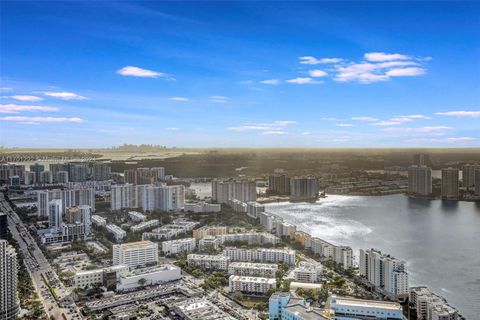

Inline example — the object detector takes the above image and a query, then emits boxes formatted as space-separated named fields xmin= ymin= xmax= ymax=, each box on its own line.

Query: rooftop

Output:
xmin=332 ymin=296 xmax=402 ymax=311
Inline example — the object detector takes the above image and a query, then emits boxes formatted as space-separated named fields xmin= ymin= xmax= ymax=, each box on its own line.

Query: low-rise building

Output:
xmin=91 ymin=215 xmax=107 ymax=227
xmin=192 ymin=225 xmax=227 ymax=239
xmin=130 ymin=219 xmax=159 ymax=233
xmin=228 ymin=262 xmax=278 ymax=278
xmin=269 ymin=292 xmax=330 ymax=320
xmin=198 ymin=236 xmax=221 ymax=252
xmin=106 ymin=224 xmax=127 ymax=241
xmin=74 ymin=265 xmax=129 ymax=289
xmin=218 ymin=232 xmax=278 ymax=246
xmin=229 ymin=275 xmax=276 ymax=294
xmin=128 ymin=211 xmax=147 ymax=222
xmin=223 ymin=247 xmax=296 ymax=265
xmin=187 ymin=254 xmax=230 ymax=271
xmin=293 ymin=261 xmax=323 ymax=283
xmin=246 ymin=202 xmax=265 ymax=219
xmin=326 ymin=295 xmax=403 ymax=320
xmin=184 ymin=202 xmax=221 ymax=213
xmin=116 ymin=265 xmax=181 ymax=291
xmin=161 ymin=238 xmax=196 ymax=256
xmin=174 ymin=298 xmax=236 ymax=320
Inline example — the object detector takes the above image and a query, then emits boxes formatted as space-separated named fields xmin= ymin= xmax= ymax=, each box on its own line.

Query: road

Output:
xmin=1 ymin=193 xmax=83 ymax=320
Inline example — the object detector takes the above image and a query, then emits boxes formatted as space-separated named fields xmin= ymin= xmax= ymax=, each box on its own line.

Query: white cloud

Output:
xmin=334 ymin=63 xmax=389 ymax=83
xmin=372 ymin=114 xmax=430 ymax=126
xmin=228 ymin=120 xmax=296 ymax=132
xmin=321 ymin=117 xmax=343 ymax=121
xmin=228 ymin=125 xmax=271 ymax=132
xmin=299 ymin=56 xmax=342 ymax=64
xmin=117 ymin=66 xmax=166 ymax=78
xmin=301 ymin=132 xmax=312 ymax=135
xmin=209 ymin=96 xmax=229 ymax=103
xmin=261 ymin=131 xmax=286 ymax=135
xmin=386 ymin=67 xmax=425 ymax=77
xmin=0 ymin=104 xmax=59 ymax=114
xmin=435 ymin=111 xmax=480 ymax=117
xmin=405 ymin=137 xmax=476 ymax=144
xmin=286 ymin=77 xmax=318 ymax=84
xmin=0 ymin=116 xmax=83 ymax=123
xmin=260 ymin=79 xmax=280 ymax=85
xmin=44 ymin=91 xmax=87 ymax=100
xmin=0 ymin=87 xmax=12 ymax=91
xmin=364 ymin=52 xmax=410 ymax=62
xmin=376 ymin=61 xmax=418 ymax=68
xmin=273 ymin=120 xmax=297 ymax=126
xmin=6 ymin=95 xmax=43 ymax=102
xmin=308 ymin=70 xmax=328 ymax=77
xmin=444 ymin=137 xmax=475 ymax=142
xmin=336 ymin=123 xmax=354 ymax=127
xmin=351 ymin=116 xmax=378 ymax=121
xmin=170 ymin=97 xmax=189 ymax=102
xmin=372 ymin=121 xmax=403 ymax=126
xmin=18 ymin=121 xmax=40 ymax=125
xmin=164 ymin=127 xmax=179 ymax=131
xmin=383 ymin=126 xmax=451 ymax=133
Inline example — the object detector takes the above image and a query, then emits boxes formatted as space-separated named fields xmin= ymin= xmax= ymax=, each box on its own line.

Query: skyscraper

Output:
xmin=441 ymin=168 xmax=459 ymax=199
xmin=290 ymin=176 xmax=319 ymax=201
xmin=462 ymin=164 xmax=479 ymax=190
xmin=407 ymin=165 xmax=432 ymax=196
xmin=91 ymin=162 xmax=111 ymax=181
xmin=29 ymin=163 xmax=45 ymax=183
xmin=0 ymin=213 xmax=7 ymax=240
xmin=212 ymin=179 xmax=257 ymax=204
xmin=413 ymin=154 xmax=431 ymax=166
xmin=475 ymin=167 xmax=480 ymax=196
xmin=359 ymin=248 xmax=408 ymax=298
xmin=49 ymin=199 xmax=63 ymax=233
xmin=0 ymin=240 xmax=20 ymax=320
xmin=268 ymin=174 xmax=291 ymax=195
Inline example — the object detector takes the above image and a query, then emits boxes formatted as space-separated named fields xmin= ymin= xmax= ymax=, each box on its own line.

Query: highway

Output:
xmin=1 ymin=193 xmax=83 ymax=320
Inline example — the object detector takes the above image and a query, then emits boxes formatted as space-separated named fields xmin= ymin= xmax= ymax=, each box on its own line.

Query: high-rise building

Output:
xmin=49 ymin=163 xmax=68 ymax=181
xmin=462 ymin=164 xmax=479 ymax=190
xmin=39 ymin=171 xmax=53 ymax=184
xmin=37 ymin=188 xmax=95 ymax=217
xmin=475 ymin=167 xmax=480 ymax=196
xmin=268 ymin=174 xmax=290 ymax=195
xmin=112 ymin=241 xmax=159 ymax=268
xmin=359 ymin=248 xmax=409 ymax=298
xmin=23 ymin=171 xmax=35 ymax=185
xmin=212 ymin=179 xmax=257 ymax=204
xmin=68 ymin=163 xmax=89 ymax=182
xmin=67 ymin=205 xmax=92 ymax=237
xmin=150 ymin=167 xmax=165 ymax=181
xmin=0 ymin=213 xmax=7 ymax=240
xmin=441 ymin=168 xmax=459 ymax=199
xmin=29 ymin=163 xmax=45 ymax=183
xmin=408 ymin=165 xmax=432 ymax=196
xmin=91 ymin=162 xmax=111 ymax=181
xmin=0 ymin=164 xmax=25 ymax=184
xmin=48 ymin=199 xmax=63 ymax=233
xmin=0 ymin=240 xmax=20 ymax=320
xmin=111 ymin=184 xmax=136 ymax=210
xmin=56 ymin=171 xmax=69 ymax=183
xmin=290 ymin=176 xmax=319 ymax=201
xmin=413 ymin=154 xmax=431 ymax=166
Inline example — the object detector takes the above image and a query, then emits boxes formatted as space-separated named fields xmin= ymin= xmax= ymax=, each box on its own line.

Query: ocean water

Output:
xmin=265 ymin=195 xmax=480 ymax=319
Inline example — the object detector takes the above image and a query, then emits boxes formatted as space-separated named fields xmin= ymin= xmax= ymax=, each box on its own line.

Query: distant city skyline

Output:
xmin=1 ymin=1 xmax=479 ymax=147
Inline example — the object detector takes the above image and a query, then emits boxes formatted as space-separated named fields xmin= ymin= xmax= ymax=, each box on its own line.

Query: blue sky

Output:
xmin=1 ymin=1 xmax=479 ymax=148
